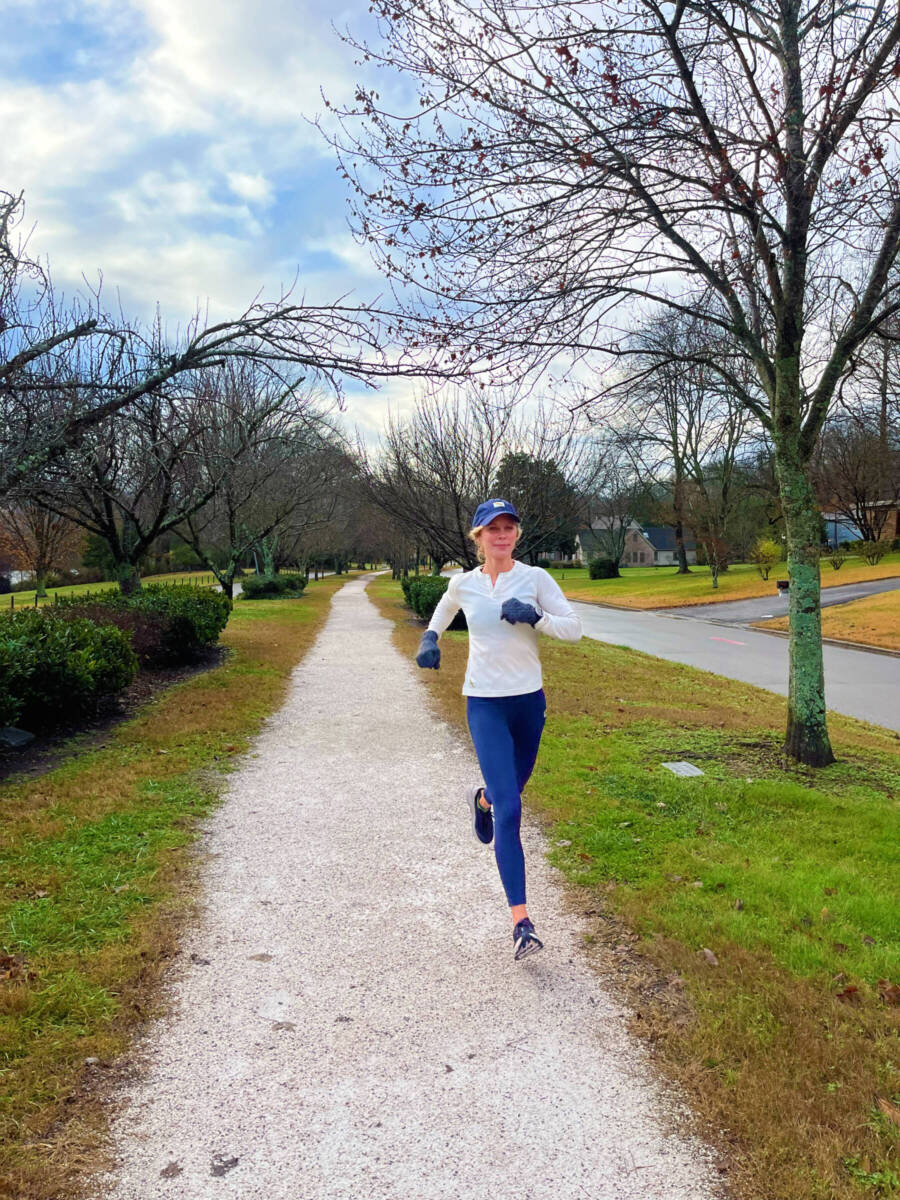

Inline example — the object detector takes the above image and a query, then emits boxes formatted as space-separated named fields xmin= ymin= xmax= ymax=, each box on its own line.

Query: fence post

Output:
xmin=9 ymin=594 xmax=13 ymax=611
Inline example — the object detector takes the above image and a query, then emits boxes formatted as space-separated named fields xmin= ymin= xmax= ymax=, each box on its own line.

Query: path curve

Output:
xmin=98 ymin=576 xmax=720 ymax=1200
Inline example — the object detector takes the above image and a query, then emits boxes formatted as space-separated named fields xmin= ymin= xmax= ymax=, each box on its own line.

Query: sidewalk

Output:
xmin=98 ymin=576 xmax=720 ymax=1200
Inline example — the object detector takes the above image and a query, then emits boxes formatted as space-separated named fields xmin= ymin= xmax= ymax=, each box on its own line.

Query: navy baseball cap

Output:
xmin=472 ymin=498 xmax=520 ymax=527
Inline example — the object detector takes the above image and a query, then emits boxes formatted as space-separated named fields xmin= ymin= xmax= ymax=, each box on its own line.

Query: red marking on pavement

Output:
xmin=710 ymin=636 xmax=746 ymax=645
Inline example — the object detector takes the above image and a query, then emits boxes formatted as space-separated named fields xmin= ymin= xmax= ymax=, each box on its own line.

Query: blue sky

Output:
xmin=2 ymin=0 xmax=418 ymax=434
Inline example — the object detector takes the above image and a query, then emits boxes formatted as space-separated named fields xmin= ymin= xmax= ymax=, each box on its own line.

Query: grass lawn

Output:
xmin=0 ymin=575 xmax=350 ymax=1200
xmin=369 ymin=576 xmax=900 ymax=1200
xmin=4 ymin=570 xmax=220 ymax=611
xmin=549 ymin=553 xmax=900 ymax=609
xmin=758 ymin=590 xmax=900 ymax=653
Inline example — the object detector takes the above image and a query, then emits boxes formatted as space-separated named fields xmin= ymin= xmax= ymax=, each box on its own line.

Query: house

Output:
xmin=576 ymin=520 xmax=697 ymax=566
xmin=576 ymin=520 xmax=655 ymax=566
xmin=641 ymin=526 xmax=698 ymax=566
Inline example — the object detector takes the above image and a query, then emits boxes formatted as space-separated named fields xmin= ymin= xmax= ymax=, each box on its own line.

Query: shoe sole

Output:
xmin=514 ymin=935 xmax=544 ymax=961
xmin=466 ymin=785 xmax=492 ymax=845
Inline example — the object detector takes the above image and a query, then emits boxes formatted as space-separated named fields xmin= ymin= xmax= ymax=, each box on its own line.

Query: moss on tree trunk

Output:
xmin=774 ymin=437 xmax=835 ymax=767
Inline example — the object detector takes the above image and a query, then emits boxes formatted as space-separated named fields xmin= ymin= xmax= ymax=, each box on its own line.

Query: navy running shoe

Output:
xmin=513 ymin=918 xmax=544 ymax=961
xmin=466 ymin=784 xmax=493 ymax=844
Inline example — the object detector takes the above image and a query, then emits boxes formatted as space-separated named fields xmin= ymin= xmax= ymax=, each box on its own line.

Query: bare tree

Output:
xmin=333 ymin=0 xmax=900 ymax=764
xmin=172 ymin=363 xmax=345 ymax=598
xmin=1 ymin=192 xmax=452 ymax=502
xmin=363 ymin=390 xmax=601 ymax=569
xmin=0 ymin=500 xmax=83 ymax=597
xmin=812 ymin=411 xmax=900 ymax=544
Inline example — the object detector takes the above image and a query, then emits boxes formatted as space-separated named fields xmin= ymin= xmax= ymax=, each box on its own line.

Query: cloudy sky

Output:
xmin=2 ymin=0 xmax=417 ymax=434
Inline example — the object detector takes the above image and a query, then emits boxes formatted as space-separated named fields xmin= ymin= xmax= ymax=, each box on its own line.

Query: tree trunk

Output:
xmin=774 ymin=442 xmax=836 ymax=767
xmin=34 ymin=569 xmax=48 ymax=599
xmin=117 ymin=561 xmax=142 ymax=595
xmin=672 ymin=471 xmax=691 ymax=573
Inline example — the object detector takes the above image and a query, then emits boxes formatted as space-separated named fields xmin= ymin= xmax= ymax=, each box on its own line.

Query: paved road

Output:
xmin=572 ymin=602 xmax=900 ymax=733
xmin=98 ymin=577 xmax=720 ymax=1200
xmin=671 ymin=575 xmax=900 ymax=624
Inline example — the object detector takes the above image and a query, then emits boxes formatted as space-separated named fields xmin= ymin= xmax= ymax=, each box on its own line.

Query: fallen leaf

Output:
xmin=272 ymin=1021 xmax=295 ymax=1032
xmin=836 ymin=984 xmax=861 ymax=1003
xmin=820 ymin=907 xmax=831 ymax=922
xmin=832 ymin=942 xmax=848 ymax=953
xmin=877 ymin=979 xmax=900 ymax=1006
xmin=210 ymin=1155 xmax=239 ymax=1177
xmin=734 ymin=899 xmax=744 ymax=911
xmin=248 ymin=953 xmax=273 ymax=962
xmin=701 ymin=948 xmax=719 ymax=966
xmin=160 ymin=1161 xmax=182 ymax=1179
xmin=876 ymin=1096 xmax=900 ymax=1127
xmin=190 ymin=953 xmax=211 ymax=966
xmin=862 ymin=935 xmax=876 ymax=946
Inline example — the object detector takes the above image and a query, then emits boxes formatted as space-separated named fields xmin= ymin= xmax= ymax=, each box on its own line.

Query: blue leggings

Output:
xmin=465 ymin=689 xmax=546 ymax=907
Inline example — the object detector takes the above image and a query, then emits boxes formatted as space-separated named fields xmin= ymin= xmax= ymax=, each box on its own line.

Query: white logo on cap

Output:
xmin=493 ymin=501 xmax=505 ymax=507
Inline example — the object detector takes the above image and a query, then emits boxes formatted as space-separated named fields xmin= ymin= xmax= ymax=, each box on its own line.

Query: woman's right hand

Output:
xmin=415 ymin=629 xmax=441 ymax=669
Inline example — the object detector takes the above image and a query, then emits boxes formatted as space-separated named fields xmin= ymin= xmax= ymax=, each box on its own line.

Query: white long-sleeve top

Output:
xmin=427 ymin=560 xmax=582 ymax=697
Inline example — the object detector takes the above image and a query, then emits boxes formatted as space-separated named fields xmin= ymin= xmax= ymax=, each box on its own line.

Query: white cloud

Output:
xmin=227 ymin=172 xmax=274 ymax=206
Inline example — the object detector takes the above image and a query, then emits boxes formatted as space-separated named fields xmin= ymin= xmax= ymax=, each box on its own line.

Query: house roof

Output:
xmin=641 ymin=526 xmax=697 ymax=551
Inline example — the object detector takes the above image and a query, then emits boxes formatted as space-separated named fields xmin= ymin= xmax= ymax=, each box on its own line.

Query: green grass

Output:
xmin=5 ymin=570 xmax=219 ymax=610
xmin=369 ymin=575 xmax=900 ymax=1200
xmin=0 ymin=576 xmax=349 ymax=1200
xmin=548 ymin=553 xmax=900 ymax=609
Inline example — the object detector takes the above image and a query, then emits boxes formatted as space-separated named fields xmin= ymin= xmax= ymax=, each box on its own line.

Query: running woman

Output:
xmin=414 ymin=498 xmax=582 ymax=960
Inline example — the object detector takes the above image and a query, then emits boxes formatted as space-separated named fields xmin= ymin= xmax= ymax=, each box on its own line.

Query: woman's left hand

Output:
xmin=500 ymin=598 xmax=541 ymax=627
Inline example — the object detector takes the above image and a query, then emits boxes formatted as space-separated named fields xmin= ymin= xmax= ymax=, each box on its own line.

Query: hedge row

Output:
xmin=400 ymin=576 xmax=467 ymax=629
xmin=0 ymin=610 xmax=138 ymax=731
xmin=57 ymin=584 xmax=231 ymax=665
xmin=240 ymin=574 xmax=307 ymax=600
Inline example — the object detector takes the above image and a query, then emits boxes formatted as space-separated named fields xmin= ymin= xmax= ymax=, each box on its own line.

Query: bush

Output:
xmin=57 ymin=584 xmax=231 ymax=663
xmin=0 ymin=609 xmax=137 ymax=731
xmin=751 ymin=537 xmax=781 ymax=580
xmin=858 ymin=539 xmax=891 ymax=566
xmin=240 ymin=574 xmax=307 ymax=601
xmin=56 ymin=604 xmax=176 ymax=668
xmin=588 ymin=557 xmax=620 ymax=579
xmin=892 ymin=537 xmax=900 ymax=552
xmin=826 ymin=549 xmax=847 ymax=571
xmin=536 ymin=558 xmax=551 ymax=569
xmin=402 ymin=575 xmax=467 ymax=629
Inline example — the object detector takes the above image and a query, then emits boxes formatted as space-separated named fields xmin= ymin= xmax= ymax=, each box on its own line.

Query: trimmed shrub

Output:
xmin=588 ymin=557 xmax=620 ymax=579
xmin=0 ymin=609 xmax=137 ymax=731
xmin=57 ymin=584 xmax=231 ymax=663
xmin=240 ymin=574 xmax=307 ymax=601
xmin=892 ymin=537 xmax=900 ymax=552
xmin=403 ymin=576 xmax=467 ymax=629
xmin=56 ymin=604 xmax=177 ymax=668
xmin=826 ymin=549 xmax=847 ymax=571
xmin=536 ymin=558 xmax=552 ymax=569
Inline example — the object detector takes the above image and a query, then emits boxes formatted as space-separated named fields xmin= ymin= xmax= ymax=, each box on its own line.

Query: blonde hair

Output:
xmin=468 ymin=522 xmax=523 ymax=564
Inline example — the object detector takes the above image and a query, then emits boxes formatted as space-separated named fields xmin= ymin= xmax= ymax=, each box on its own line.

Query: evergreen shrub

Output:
xmin=0 ymin=609 xmax=137 ymax=730
xmin=58 ymin=584 xmax=231 ymax=662
xmin=588 ymin=557 xmax=620 ymax=579
xmin=240 ymin=574 xmax=307 ymax=601
xmin=402 ymin=576 xmax=466 ymax=629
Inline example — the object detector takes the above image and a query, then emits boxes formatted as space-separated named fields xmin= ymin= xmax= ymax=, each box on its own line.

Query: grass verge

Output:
xmin=758 ymin=590 xmax=900 ymax=653
xmin=369 ymin=575 xmax=900 ymax=1200
xmin=0 ymin=575 xmax=349 ymax=1200
xmin=4 ymin=570 xmax=220 ymax=611
xmin=549 ymin=554 xmax=900 ymax=609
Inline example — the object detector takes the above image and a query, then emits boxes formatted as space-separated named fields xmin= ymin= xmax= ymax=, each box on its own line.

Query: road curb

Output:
xmin=750 ymin=625 xmax=900 ymax=659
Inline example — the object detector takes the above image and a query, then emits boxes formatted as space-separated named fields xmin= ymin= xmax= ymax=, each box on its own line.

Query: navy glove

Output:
xmin=415 ymin=629 xmax=441 ymax=669
xmin=500 ymin=597 xmax=541 ymax=627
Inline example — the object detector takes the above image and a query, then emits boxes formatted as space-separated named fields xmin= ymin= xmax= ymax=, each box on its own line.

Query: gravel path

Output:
xmin=98 ymin=576 xmax=721 ymax=1200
